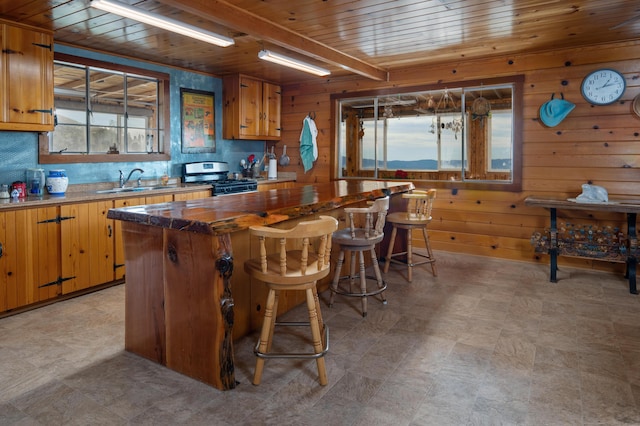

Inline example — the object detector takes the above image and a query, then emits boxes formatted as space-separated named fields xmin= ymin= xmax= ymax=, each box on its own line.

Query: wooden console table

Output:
xmin=525 ymin=196 xmax=640 ymax=294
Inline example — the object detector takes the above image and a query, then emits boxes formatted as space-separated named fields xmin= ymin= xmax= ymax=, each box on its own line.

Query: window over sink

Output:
xmin=39 ymin=53 xmax=170 ymax=164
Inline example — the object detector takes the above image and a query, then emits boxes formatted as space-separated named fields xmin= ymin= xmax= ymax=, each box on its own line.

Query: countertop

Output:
xmin=525 ymin=196 xmax=640 ymax=214
xmin=0 ymin=179 xmax=213 ymax=211
xmin=0 ymin=173 xmax=297 ymax=212
xmin=108 ymin=180 xmax=415 ymax=236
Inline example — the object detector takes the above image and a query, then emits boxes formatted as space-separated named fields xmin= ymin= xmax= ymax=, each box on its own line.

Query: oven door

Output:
xmin=212 ymin=180 xmax=258 ymax=196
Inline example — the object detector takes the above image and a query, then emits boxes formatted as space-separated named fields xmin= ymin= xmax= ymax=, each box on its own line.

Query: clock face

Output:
xmin=581 ymin=69 xmax=626 ymax=105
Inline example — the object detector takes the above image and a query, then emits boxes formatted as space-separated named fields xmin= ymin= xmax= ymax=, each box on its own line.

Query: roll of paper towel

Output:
xmin=268 ymin=158 xmax=278 ymax=180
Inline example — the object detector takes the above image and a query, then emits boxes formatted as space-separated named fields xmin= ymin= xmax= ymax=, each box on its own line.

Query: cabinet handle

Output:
xmin=38 ymin=217 xmax=59 ymax=224
xmin=29 ymin=109 xmax=53 ymax=115
xmin=32 ymin=42 xmax=52 ymax=51
xmin=37 ymin=215 xmax=75 ymax=224
xmin=108 ymin=224 xmax=112 ymax=237
xmin=0 ymin=242 xmax=3 ymax=258
xmin=39 ymin=275 xmax=75 ymax=288
xmin=2 ymin=49 xmax=22 ymax=55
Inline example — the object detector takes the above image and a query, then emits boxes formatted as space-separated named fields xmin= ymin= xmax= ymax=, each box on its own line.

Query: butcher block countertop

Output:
xmin=107 ymin=180 xmax=415 ymax=235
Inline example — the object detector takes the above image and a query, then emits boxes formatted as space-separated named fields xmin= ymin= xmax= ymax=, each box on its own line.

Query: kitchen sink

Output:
xmin=95 ymin=185 xmax=176 ymax=194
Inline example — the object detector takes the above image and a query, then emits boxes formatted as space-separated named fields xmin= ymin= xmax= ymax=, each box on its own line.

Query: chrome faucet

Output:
xmin=119 ymin=168 xmax=144 ymax=188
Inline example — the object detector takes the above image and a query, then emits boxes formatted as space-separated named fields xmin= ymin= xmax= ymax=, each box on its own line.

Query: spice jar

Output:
xmin=0 ymin=184 xmax=9 ymax=199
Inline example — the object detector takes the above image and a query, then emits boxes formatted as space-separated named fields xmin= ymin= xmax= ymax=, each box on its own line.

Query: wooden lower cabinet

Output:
xmin=60 ymin=201 xmax=115 ymax=294
xmin=0 ymin=189 xmax=213 ymax=314
xmin=257 ymin=181 xmax=297 ymax=192
xmin=173 ymin=190 xmax=211 ymax=201
xmin=0 ymin=207 xmax=60 ymax=312
xmin=113 ymin=197 xmax=145 ymax=280
xmin=144 ymin=194 xmax=173 ymax=205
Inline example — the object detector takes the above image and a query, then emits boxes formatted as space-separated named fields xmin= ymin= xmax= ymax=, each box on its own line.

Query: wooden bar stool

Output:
xmin=329 ymin=196 xmax=389 ymax=317
xmin=244 ymin=215 xmax=338 ymax=386
xmin=384 ymin=189 xmax=437 ymax=282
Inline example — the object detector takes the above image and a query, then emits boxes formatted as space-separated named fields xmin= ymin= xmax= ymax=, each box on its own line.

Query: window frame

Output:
xmin=39 ymin=53 xmax=171 ymax=164
xmin=331 ymin=75 xmax=523 ymax=192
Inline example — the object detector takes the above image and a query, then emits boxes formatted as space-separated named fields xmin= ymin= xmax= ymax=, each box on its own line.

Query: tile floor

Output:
xmin=2 ymin=251 xmax=640 ymax=425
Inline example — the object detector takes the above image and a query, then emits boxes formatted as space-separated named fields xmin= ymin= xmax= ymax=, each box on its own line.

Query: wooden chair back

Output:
xmin=344 ymin=196 xmax=390 ymax=240
xmin=248 ymin=215 xmax=338 ymax=282
xmin=403 ymin=189 xmax=436 ymax=221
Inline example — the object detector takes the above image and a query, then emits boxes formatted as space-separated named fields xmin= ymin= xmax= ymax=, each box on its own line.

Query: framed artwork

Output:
xmin=181 ymin=88 xmax=216 ymax=153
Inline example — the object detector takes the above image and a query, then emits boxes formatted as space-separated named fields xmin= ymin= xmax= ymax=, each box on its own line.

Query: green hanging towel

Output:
xmin=300 ymin=115 xmax=318 ymax=173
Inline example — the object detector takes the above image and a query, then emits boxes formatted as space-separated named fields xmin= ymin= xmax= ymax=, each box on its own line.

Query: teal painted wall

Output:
xmin=0 ymin=45 xmax=264 ymax=186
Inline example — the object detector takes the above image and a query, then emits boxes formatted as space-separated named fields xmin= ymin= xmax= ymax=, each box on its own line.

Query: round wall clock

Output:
xmin=581 ymin=68 xmax=626 ymax=105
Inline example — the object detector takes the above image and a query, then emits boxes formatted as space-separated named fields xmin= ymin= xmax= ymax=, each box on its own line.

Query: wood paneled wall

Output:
xmin=277 ymin=39 xmax=640 ymax=273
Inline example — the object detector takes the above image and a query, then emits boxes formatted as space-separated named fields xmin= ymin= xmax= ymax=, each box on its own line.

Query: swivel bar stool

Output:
xmin=329 ymin=196 xmax=389 ymax=317
xmin=384 ymin=189 xmax=437 ymax=282
xmin=244 ymin=215 xmax=338 ymax=386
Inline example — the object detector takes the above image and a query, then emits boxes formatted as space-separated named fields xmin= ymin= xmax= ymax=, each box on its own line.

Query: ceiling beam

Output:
xmin=155 ymin=0 xmax=388 ymax=81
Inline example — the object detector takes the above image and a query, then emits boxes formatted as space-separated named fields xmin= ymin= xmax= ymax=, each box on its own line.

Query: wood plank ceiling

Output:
xmin=1 ymin=0 xmax=639 ymax=84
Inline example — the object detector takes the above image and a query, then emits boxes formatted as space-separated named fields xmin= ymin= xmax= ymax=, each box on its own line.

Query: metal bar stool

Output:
xmin=329 ymin=196 xmax=389 ymax=317
xmin=244 ymin=215 xmax=338 ymax=386
xmin=384 ymin=189 xmax=437 ymax=282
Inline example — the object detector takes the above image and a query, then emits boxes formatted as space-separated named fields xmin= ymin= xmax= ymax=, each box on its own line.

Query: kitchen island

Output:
xmin=107 ymin=180 xmax=414 ymax=390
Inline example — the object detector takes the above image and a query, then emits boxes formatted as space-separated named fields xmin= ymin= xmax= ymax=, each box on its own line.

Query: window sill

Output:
xmin=38 ymin=152 xmax=170 ymax=164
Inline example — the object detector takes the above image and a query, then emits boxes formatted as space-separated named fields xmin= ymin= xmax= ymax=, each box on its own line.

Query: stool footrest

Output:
xmin=388 ymin=251 xmax=436 ymax=267
xmin=332 ymin=275 xmax=387 ymax=297
xmin=254 ymin=324 xmax=329 ymax=360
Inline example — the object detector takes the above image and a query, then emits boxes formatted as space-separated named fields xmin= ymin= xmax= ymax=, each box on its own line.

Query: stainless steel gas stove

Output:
xmin=183 ymin=161 xmax=258 ymax=196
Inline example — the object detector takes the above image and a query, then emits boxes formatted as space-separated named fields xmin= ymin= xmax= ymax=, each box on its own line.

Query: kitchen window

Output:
xmin=39 ymin=53 xmax=170 ymax=164
xmin=334 ymin=76 xmax=523 ymax=191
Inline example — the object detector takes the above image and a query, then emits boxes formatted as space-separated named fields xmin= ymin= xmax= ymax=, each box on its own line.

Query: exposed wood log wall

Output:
xmin=277 ymin=40 xmax=640 ymax=273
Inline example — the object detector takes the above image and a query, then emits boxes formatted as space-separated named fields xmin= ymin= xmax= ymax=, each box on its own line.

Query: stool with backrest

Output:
xmin=384 ymin=189 xmax=437 ymax=282
xmin=329 ymin=196 xmax=389 ymax=317
xmin=244 ymin=215 xmax=338 ymax=386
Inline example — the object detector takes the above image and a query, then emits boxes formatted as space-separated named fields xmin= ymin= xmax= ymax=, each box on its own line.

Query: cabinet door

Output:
xmin=239 ymin=76 xmax=262 ymax=137
xmin=1 ymin=24 xmax=53 ymax=130
xmin=173 ymin=190 xmax=212 ymax=201
xmin=0 ymin=207 xmax=60 ymax=312
xmin=113 ymin=197 xmax=145 ymax=280
xmin=257 ymin=182 xmax=298 ymax=192
xmin=60 ymin=201 xmax=114 ymax=294
xmin=263 ymin=82 xmax=281 ymax=138
xmin=145 ymin=194 xmax=173 ymax=205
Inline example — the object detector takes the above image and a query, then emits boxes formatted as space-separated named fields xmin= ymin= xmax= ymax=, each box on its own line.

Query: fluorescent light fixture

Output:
xmin=90 ymin=0 xmax=234 ymax=47
xmin=258 ymin=50 xmax=330 ymax=77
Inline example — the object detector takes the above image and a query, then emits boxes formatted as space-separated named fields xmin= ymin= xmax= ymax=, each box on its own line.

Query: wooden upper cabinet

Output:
xmin=0 ymin=20 xmax=54 ymax=131
xmin=263 ymin=81 xmax=282 ymax=138
xmin=223 ymin=74 xmax=281 ymax=141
